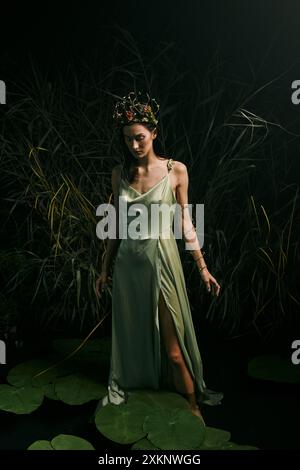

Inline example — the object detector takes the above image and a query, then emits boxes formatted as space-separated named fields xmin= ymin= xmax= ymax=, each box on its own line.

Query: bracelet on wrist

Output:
xmin=193 ymin=251 xmax=205 ymax=262
xmin=198 ymin=264 xmax=207 ymax=272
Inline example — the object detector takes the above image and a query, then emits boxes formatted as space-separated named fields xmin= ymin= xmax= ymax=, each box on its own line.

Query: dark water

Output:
xmin=1 ymin=321 xmax=299 ymax=451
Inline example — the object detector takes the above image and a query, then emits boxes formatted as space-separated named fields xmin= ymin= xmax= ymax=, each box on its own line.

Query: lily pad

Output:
xmin=248 ymin=354 xmax=300 ymax=383
xmin=128 ymin=390 xmax=190 ymax=411
xmin=28 ymin=440 xmax=54 ymax=450
xmin=54 ymin=373 xmax=107 ymax=405
xmin=131 ymin=438 xmax=160 ymax=450
xmin=51 ymin=434 xmax=95 ymax=450
xmin=0 ymin=384 xmax=44 ymax=414
xmin=43 ymin=383 xmax=60 ymax=401
xmin=144 ymin=408 xmax=205 ymax=450
xmin=28 ymin=434 xmax=95 ymax=450
xmin=7 ymin=358 xmax=72 ymax=387
xmin=221 ymin=441 xmax=259 ymax=450
xmin=195 ymin=426 xmax=231 ymax=449
xmin=95 ymin=400 xmax=148 ymax=444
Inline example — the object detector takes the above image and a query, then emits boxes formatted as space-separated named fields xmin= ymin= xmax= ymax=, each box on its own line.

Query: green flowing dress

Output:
xmin=100 ymin=158 xmax=223 ymax=408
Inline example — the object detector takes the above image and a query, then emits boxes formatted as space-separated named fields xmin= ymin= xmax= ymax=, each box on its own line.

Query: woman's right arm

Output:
xmin=96 ymin=165 xmax=122 ymax=297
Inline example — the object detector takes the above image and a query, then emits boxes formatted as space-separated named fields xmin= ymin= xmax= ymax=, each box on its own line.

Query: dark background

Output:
xmin=1 ymin=0 xmax=300 ymax=452
xmin=1 ymin=0 xmax=300 ymax=129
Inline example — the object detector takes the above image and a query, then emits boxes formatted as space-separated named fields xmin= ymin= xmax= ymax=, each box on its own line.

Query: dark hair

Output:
xmin=118 ymin=121 xmax=166 ymax=184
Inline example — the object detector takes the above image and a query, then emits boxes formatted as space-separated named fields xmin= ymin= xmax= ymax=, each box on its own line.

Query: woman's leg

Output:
xmin=158 ymin=290 xmax=204 ymax=421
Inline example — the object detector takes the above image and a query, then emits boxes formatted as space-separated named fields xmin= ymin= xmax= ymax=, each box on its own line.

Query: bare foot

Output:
xmin=190 ymin=405 xmax=206 ymax=425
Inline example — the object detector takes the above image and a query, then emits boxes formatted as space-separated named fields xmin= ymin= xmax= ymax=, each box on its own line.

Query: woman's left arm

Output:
xmin=174 ymin=162 xmax=221 ymax=297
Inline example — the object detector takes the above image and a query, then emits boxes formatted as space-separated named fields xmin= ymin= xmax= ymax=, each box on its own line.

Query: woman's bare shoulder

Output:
xmin=171 ymin=159 xmax=186 ymax=169
xmin=171 ymin=160 xmax=188 ymax=176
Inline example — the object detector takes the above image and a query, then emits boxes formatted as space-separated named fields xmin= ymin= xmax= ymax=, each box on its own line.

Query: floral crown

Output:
xmin=112 ymin=91 xmax=160 ymax=128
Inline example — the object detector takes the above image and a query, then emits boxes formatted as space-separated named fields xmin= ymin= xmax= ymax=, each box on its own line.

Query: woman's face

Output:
xmin=122 ymin=123 xmax=157 ymax=158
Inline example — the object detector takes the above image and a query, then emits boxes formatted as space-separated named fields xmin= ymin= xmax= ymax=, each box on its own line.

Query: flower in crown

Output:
xmin=113 ymin=90 xmax=160 ymax=128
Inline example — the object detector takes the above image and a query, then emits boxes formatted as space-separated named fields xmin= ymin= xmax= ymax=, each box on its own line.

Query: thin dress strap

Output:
xmin=167 ymin=158 xmax=174 ymax=172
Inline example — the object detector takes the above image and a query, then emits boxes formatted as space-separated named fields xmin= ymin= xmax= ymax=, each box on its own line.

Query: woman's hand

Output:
xmin=95 ymin=271 xmax=109 ymax=298
xmin=199 ymin=268 xmax=221 ymax=297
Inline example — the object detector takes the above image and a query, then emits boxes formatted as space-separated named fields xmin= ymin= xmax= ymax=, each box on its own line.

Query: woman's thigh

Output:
xmin=158 ymin=290 xmax=183 ymax=362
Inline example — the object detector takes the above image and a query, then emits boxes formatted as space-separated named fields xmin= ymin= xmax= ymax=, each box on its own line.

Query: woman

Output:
xmin=95 ymin=91 xmax=223 ymax=423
